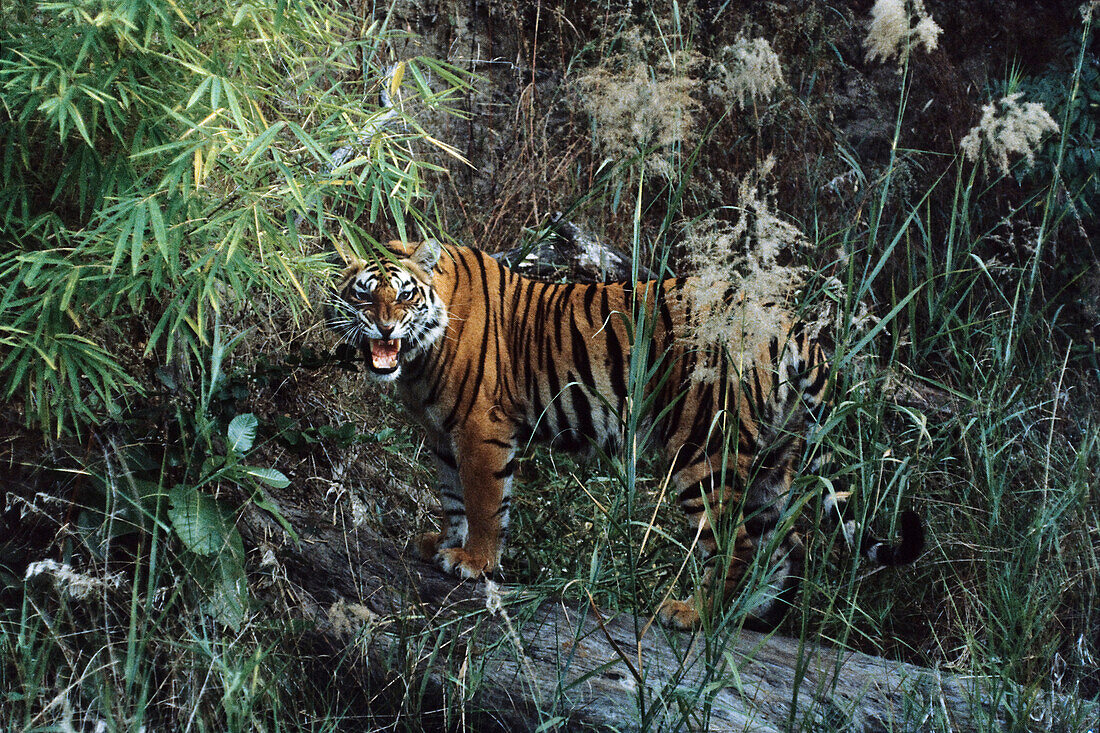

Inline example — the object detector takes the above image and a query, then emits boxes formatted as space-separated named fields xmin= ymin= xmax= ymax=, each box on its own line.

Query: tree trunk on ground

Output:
xmin=244 ymin=498 xmax=1090 ymax=732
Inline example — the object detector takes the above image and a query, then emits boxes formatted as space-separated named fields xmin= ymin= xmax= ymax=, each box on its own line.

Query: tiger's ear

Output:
xmin=410 ymin=238 xmax=442 ymax=271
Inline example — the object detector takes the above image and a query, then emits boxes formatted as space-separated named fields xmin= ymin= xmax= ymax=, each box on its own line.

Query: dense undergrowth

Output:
xmin=2 ymin=0 xmax=1098 ymax=730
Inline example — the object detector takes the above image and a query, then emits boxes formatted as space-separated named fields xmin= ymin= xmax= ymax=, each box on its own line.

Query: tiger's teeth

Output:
xmin=369 ymin=338 xmax=402 ymax=371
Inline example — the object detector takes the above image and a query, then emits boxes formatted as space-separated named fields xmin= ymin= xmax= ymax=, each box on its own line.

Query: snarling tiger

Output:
xmin=326 ymin=238 xmax=923 ymax=629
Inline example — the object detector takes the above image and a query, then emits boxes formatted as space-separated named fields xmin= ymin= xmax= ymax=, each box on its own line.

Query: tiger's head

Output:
xmin=326 ymin=239 xmax=448 ymax=382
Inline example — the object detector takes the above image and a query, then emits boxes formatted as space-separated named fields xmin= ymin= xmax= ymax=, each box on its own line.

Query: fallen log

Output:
xmin=242 ymin=499 xmax=1094 ymax=732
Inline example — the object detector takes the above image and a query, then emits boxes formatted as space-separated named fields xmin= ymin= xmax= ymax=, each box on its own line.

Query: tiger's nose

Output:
xmin=378 ymin=325 xmax=394 ymax=339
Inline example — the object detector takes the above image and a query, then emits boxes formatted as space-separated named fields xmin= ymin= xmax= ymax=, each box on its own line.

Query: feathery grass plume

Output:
xmin=25 ymin=559 xmax=124 ymax=600
xmin=576 ymin=32 xmax=700 ymax=178
xmin=710 ymin=37 xmax=785 ymax=110
xmin=960 ymin=92 xmax=1061 ymax=174
xmin=678 ymin=158 xmax=810 ymax=381
xmin=864 ymin=0 xmax=942 ymax=65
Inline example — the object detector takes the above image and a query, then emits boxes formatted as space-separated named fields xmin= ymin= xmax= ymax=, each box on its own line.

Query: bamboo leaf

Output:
xmin=111 ymin=213 xmax=135 ymax=272
xmin=66 ymin=101 xmax=93 ymax=146
xmin=389 ymin=61 xmax=405 ymax=97
xmin=406 ymin=59 xmax=430 ymax=97
xmin=210 ymin=75 xmax=222 ymax=109
xmin=131 ymin=201 xmax=147 ymax=275
xmin=59 ymin=268 xmax=79 ymax=312
xmin=147 ymin=198 xmax=169 ymax=263
xmin=240 ymin=120 xmax=284 ymax=165
xmin=222 ymin=81 xmax=247 ymax=131
xmin=284 ymin=120 xmax=330 ymax=162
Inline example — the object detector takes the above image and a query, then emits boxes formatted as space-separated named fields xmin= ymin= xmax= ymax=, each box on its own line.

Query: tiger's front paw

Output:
xmin=436 ymin=547 xmax=495 ymax=579
xmin=657 ymin=597 xmax=701 ymax=630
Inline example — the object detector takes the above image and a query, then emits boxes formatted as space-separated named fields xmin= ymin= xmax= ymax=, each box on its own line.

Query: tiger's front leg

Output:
xmin=418 ymin=427 xmax=517 ymax=579
xmin=415 ymin=435 xmax=466 ymax=562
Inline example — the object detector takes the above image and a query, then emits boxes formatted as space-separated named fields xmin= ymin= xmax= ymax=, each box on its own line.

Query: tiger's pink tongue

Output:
xmin=370 ymin=339 xmax=401 ymax=370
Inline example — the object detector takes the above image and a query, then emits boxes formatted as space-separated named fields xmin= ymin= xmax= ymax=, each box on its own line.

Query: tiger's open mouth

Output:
xmin=366 ymin=338 xmax=402 ymax=373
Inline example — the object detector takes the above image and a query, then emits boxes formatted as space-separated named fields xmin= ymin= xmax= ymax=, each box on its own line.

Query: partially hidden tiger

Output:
xmin=325 ymin=237 xmax=924 ymax=629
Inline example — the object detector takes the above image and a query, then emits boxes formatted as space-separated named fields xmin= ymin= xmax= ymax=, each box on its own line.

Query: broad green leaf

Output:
xmin=210 ymin=549 xmax=248 ymax=630
xmin=167 ymin=484 xmax=232 ymax=556
xmin=194 ymin=524 xmax=248 ymax=631
xmin=201 ymin=455 xmax=227 ymax=476
xmin=227 ymin=412 xmax=258 ymax=453
xmin=240 ymin=465 xmax=290 ymax=488
xmin=252 ymin=492 xmax=298 ymax=543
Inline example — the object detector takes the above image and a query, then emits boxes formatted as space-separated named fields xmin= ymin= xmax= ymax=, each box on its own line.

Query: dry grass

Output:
xmin=4 ymin=1 xmax=1099 ymax=730
xmin=709 ymin=37 xmax=786 ymax=111
xmin=677 ymin=158 xmax=811 ymax=376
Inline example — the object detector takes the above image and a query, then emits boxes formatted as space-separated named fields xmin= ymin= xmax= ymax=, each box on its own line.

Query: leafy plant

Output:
xmin=0 ymin=0 xmax=469 ymax=727
xmin=3 ymin=1 xmax=1099 ymax=730
xmin=166 ymin=411 xmax=292 ymax=629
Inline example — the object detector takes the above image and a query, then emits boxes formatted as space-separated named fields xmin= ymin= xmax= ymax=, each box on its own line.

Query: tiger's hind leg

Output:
xmin=654 ymin=473 xmax=727 ymax=629
xmin=657 ymin=334 xmax=819 ymax=630
xmin=656 ymin=520 xmax=759 ymax=630
xmin=656 ymin=456 xmax=774 ymax=630
xmin=656 ymin=454 xmax=808 ymax=631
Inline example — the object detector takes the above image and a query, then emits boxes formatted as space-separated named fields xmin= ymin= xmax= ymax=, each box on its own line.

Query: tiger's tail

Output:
xmin=823 ymin=489 xmax=925 ymax=566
